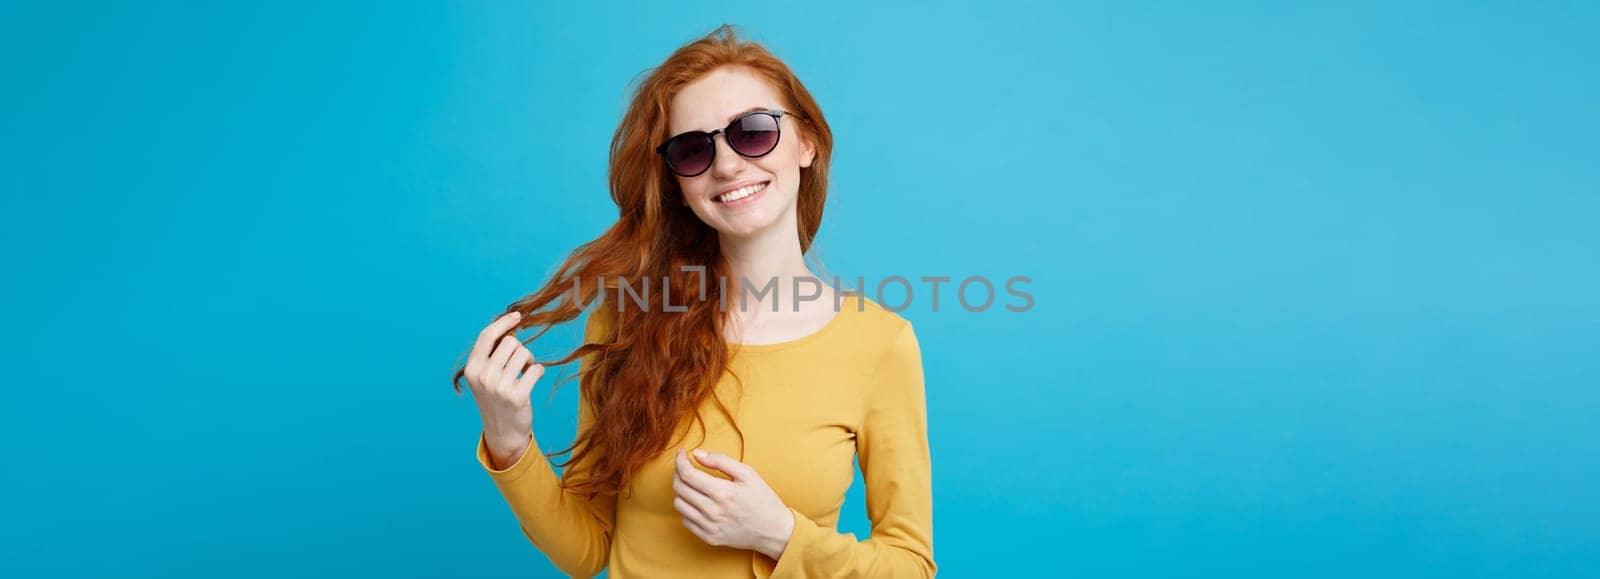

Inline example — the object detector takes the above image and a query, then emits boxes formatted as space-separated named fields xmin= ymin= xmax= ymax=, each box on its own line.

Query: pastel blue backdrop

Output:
xmin=3 ymin=1 xmax=1595 ymax=577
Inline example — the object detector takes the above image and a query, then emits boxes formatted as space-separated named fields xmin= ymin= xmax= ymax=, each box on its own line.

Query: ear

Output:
xmin=799 ymin=134 xmax=816 ymax=169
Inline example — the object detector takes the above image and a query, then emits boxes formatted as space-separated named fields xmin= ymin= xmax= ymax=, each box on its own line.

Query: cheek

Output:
xmin=677 ymin=179 xmax=708 ymax=204
xmin=759 ymin=148 xmax=800 ymax=175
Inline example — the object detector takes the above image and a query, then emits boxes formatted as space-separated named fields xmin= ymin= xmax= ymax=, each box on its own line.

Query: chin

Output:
xmin=714 ymin=213 xmax=781 ymax=238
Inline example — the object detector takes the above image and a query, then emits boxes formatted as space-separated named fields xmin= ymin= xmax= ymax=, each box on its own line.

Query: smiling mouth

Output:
xmin=714 ymin=181 xmax=769 ymax=204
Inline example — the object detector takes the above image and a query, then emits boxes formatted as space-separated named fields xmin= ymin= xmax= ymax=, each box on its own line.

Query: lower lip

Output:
xmin=716 ymin=182 xmax=768 ymax=208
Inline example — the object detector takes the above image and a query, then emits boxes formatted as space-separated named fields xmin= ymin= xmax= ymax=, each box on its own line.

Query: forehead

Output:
xmin=668 ymin=66 xmax=787 ymax=134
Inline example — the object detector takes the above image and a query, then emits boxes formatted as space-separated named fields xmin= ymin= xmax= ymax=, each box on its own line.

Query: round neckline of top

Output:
xmin=725 ymin=293 xmax=862 ymax=353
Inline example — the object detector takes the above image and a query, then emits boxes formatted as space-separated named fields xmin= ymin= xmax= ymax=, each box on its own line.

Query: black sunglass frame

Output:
xmin=655 ymin=109 xmax=795 ymax=177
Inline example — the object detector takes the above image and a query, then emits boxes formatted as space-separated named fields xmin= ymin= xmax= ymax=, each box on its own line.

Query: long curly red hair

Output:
xmin=451 ymin=23 xmax=834 ymax=504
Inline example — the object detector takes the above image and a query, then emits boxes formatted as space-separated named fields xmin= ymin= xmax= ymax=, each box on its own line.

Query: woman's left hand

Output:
xmin=673 ymin=448 xmax=796 ymax=560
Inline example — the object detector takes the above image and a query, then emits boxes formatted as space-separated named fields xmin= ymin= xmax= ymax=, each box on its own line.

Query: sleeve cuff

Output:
xmin=770 ymin=507 xmax=823 ymax=577
xmin=475 ymin=430 xmax=540 ymax=482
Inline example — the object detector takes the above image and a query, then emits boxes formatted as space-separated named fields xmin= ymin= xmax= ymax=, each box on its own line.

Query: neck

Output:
xmin=717 ymin=207 xmax=819 ymax=314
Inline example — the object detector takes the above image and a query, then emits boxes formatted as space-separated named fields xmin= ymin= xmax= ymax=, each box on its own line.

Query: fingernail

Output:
xmin=692 ymin=449 xmax=707 ymax=459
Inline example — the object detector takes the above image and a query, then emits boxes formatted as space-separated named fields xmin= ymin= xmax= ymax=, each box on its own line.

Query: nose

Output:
xmin=708 ymin=132 xmax=749 ymax=179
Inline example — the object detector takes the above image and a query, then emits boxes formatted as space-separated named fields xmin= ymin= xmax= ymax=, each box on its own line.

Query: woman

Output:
xmin=453 ymin=24 xmax=935 ymax=578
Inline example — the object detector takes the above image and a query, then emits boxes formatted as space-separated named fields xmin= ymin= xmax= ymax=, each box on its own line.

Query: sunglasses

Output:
xmin=655 ymin=109 xmax=794 ymax=177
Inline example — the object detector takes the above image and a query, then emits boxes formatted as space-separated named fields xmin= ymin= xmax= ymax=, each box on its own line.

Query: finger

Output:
xmin=498 ymin=346 xmax=532 ymax=391
xmin=513 ymin=362 xmax=545 ymax=396
xmin=469 ymin=312 xmax=523 ymax=370
xmin=675 ymin=449 xmax=732 ymax=496
xmin=465 ymin=313 xmax=522 ymax=388
xmin=484 ymin=335 xmax=521 ymax=385
xmin=680 ymin=512 xmax=716 ymax=544
xmin=672 ymin=467 xmax=718 ymax=514
xmin=673 ymin=495 xmax=715 ymax=529
xmin=693 ymin=449 xmax=754 ymax=482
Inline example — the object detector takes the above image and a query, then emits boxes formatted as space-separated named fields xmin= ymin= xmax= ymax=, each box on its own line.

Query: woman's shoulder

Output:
xmin=838 ymin=292 xmax=917 ymax=347
xmin=835 ymin=293 xmax=924 ymax=393
xmin=581 ymin=303 xmax=616 ymax=339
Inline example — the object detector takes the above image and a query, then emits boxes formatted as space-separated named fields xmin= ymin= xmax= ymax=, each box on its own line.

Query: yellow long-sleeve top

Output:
xmin=474 ymin=294 xmax=936 ymax=578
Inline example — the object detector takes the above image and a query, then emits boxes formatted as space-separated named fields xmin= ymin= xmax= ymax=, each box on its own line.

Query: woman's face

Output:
xmin=667 ymin=66 xmax=815 ymax=239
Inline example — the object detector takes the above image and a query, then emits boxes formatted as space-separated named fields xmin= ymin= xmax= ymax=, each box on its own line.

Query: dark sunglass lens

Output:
xmin=666 ymin=134 xmax=714 ymax=175
xmin=727 ymin=113 xmax=780 ymax=157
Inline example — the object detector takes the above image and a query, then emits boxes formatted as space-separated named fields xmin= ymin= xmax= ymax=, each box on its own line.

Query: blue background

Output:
xmin=4 ymin=1 xmax=1596 ymax=577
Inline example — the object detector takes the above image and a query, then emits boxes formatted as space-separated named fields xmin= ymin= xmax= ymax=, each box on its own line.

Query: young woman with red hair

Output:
xmin=454 ymin=24 xmax=935 ymax=578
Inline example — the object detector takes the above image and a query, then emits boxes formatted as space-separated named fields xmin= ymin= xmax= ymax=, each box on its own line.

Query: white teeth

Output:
xmin=716 ymin=181 xmax=767 ymax=203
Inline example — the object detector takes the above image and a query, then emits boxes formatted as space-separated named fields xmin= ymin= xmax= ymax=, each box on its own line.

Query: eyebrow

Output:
xmin=724 ymin=106 xmax=771 ymax=124
xmin=672 ymin=106 xmax=778 ymax=137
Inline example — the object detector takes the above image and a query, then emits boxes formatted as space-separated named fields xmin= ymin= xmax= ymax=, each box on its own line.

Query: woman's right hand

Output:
xmin=465 ymin=311 xmax=545 ymax=468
